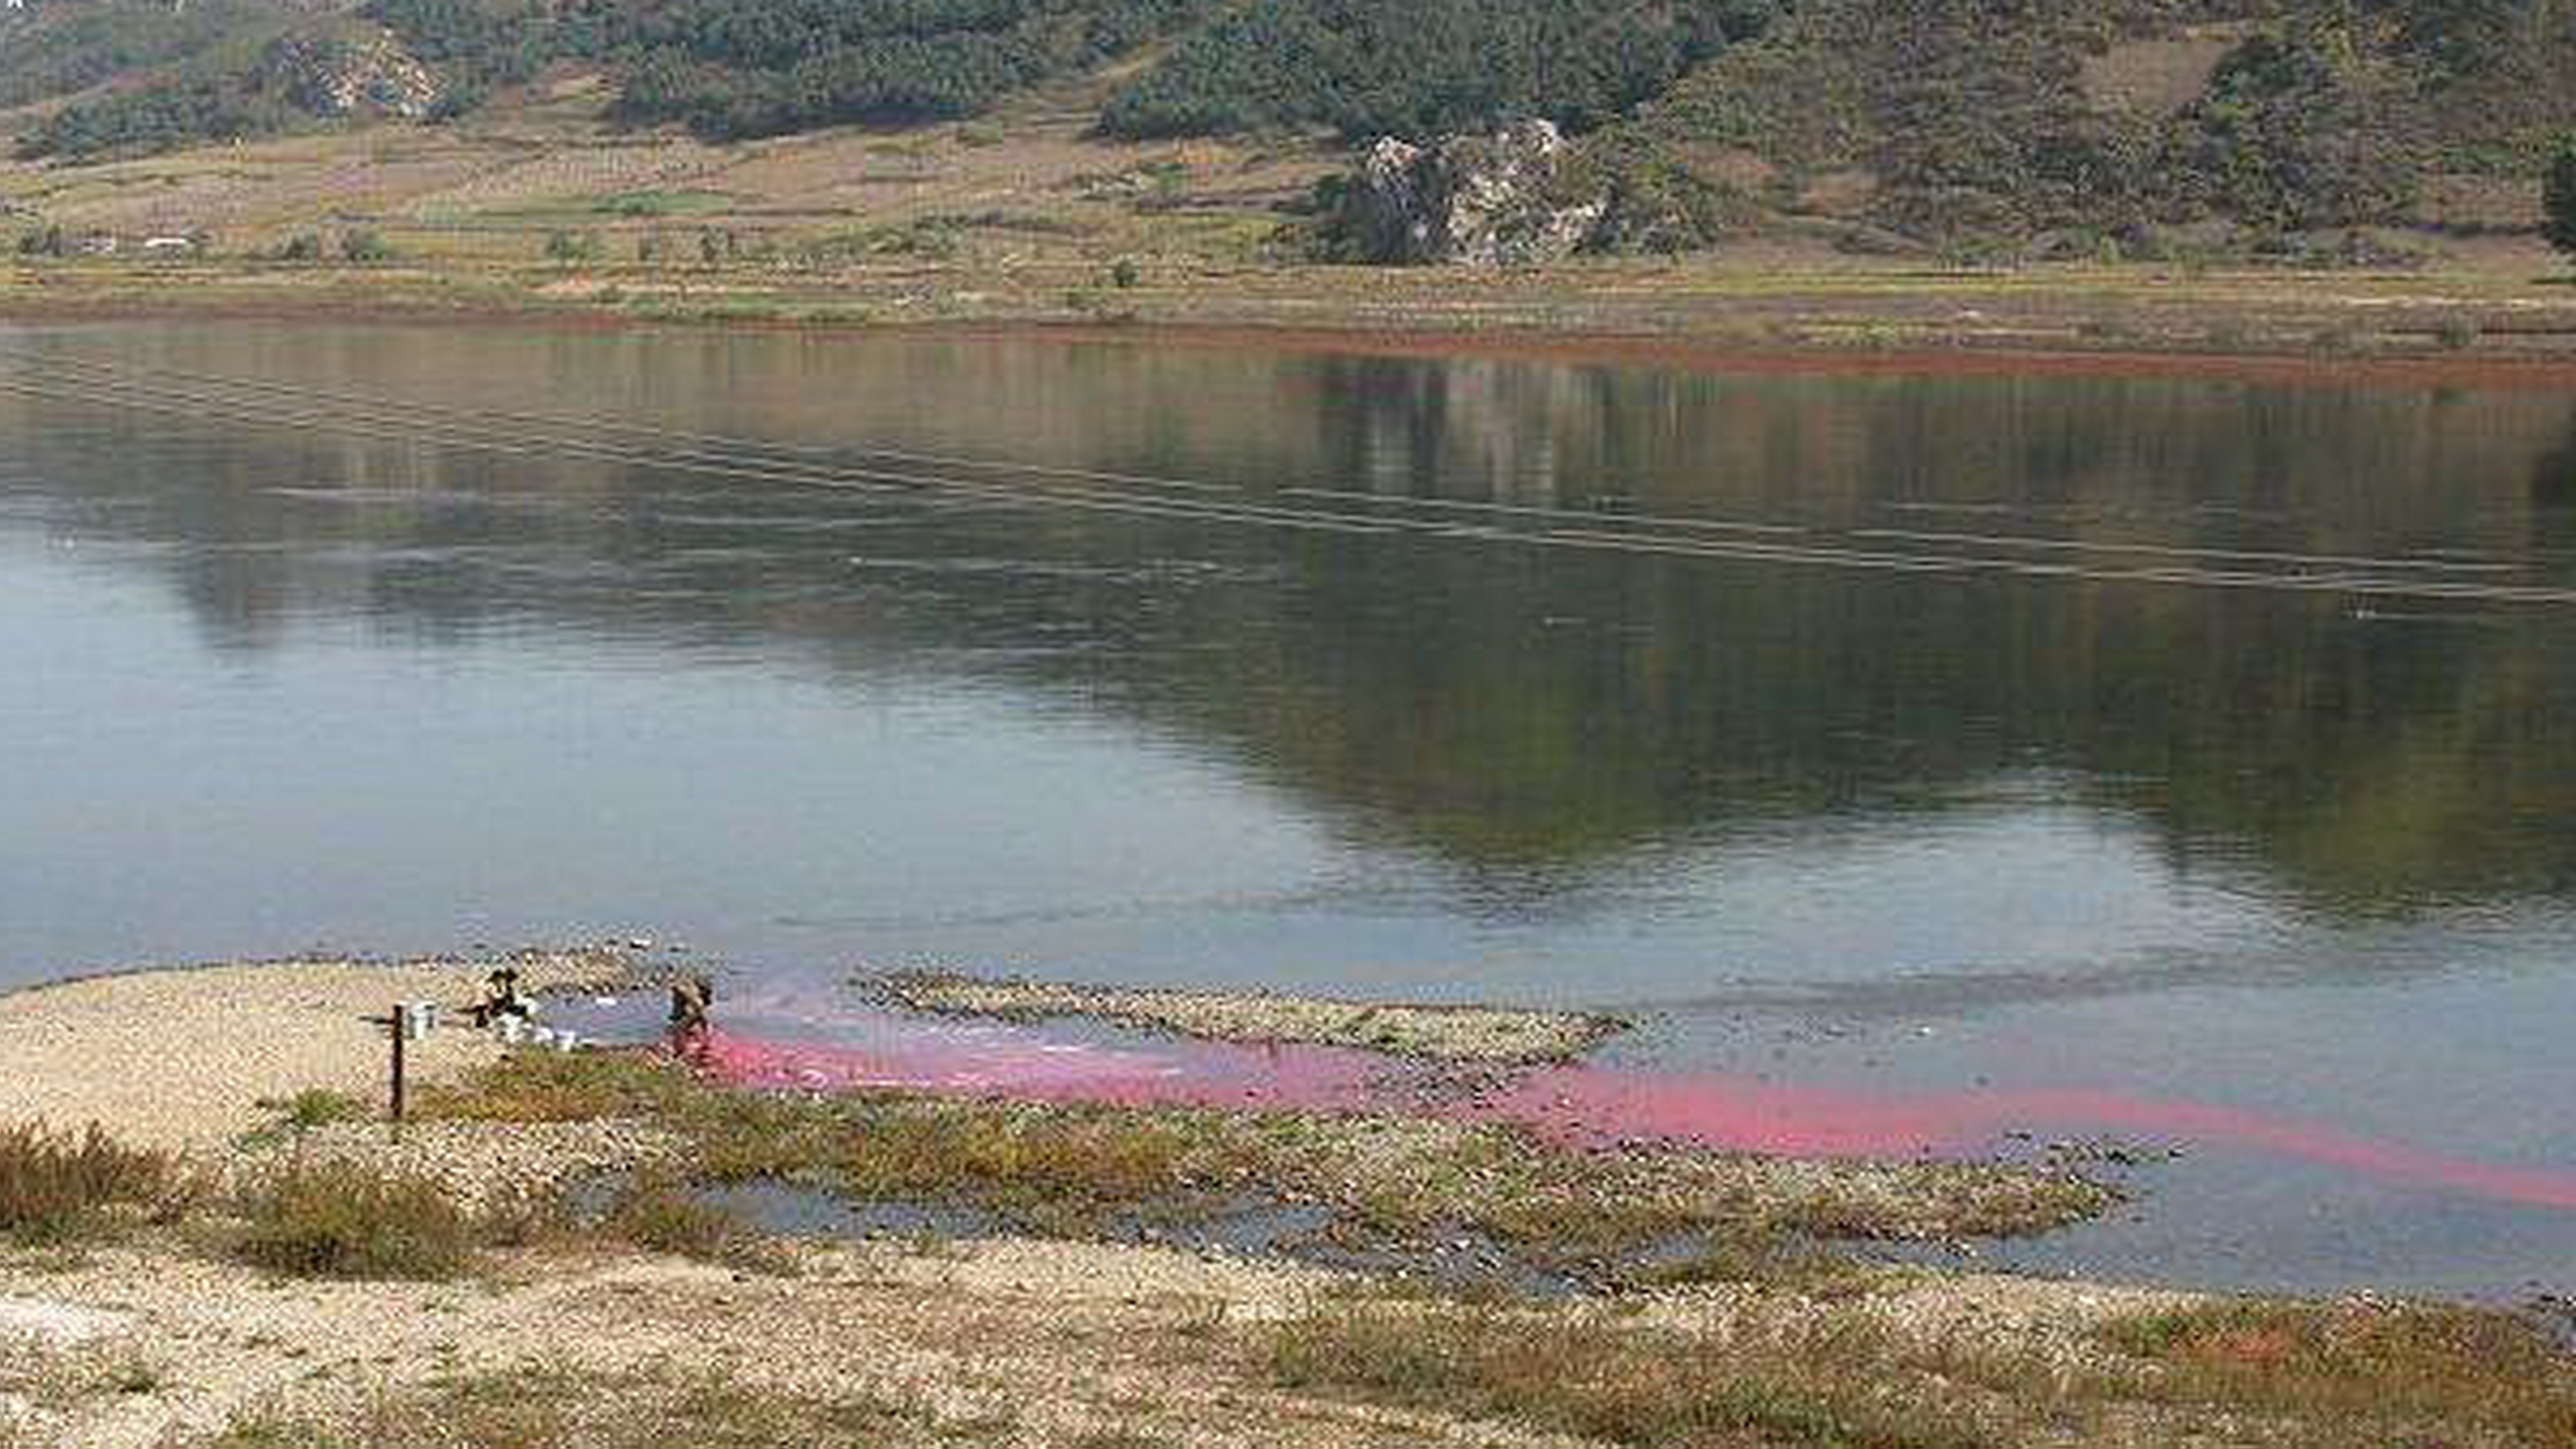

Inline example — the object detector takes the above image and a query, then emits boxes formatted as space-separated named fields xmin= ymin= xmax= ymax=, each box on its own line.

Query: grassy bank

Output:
xmin=12 ymin=245 xmax=2576 ymax=376
xmin=412 ymin=1049 xmax=2109 ymax=1273
xmin=5 ymin=1059 xmax=2569 ymax=1448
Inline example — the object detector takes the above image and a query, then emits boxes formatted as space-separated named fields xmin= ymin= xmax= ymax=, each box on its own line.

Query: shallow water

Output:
xmin=3 ymin=319 xmax=2574 ymax=1300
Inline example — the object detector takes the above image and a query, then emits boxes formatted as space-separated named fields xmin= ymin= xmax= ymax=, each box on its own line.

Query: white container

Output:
xmin=498 ymin=1018 xmax=524 ymax=1045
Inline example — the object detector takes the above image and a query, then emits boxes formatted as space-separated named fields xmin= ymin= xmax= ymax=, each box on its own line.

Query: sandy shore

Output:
xmin=0 ymin=951 xmax=631 ymax=1153
xmin=4 ymin=1231 xmax=2198 ymax=1449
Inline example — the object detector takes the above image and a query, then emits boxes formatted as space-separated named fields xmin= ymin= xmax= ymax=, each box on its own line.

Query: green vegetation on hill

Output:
xmin=1097 ymin=0 xmax=1776 ymax=140
xmin=6 ymin=0 xmax=420 ymax=162
xmin=0 ymin=0 xmax=321 ymax=160
xmin=2548 ymin=138 xmax=2576 ymax=262
xmin=605 ymin=0 xmax=1222 ymax=139
xmin=8 ymin=0 xmax=2576 ymax=257
xmin=15 ymin=71 xmax=296 ymax=162
xmin=364 ymin=0 xmax=589 ymax=118
xmin=0 ymin=0 xmax=271 ymax=110
xmin=1596 ymin=0 xmax=2576 ymax=254
xmin=2155 ymin=17 xmax=2423 ymax=232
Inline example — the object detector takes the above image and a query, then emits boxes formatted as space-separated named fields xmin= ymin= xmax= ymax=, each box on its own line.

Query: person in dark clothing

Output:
xmin=470 ymin=965 xmax=534 ymax=1028
xmin=668 ymin=972 xmax=715 ymax=1066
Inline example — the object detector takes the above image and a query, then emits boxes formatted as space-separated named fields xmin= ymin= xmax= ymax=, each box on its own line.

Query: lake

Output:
xmin=3 ymin=319 xmax=2573 ymax=1300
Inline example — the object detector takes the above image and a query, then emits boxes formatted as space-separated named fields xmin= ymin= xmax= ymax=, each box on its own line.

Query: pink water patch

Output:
xmin=702 ymin=1025 xmax=1387 ymax=1108
xmin=1500 ymin=1068 xmax=2576 ymax=1211
xmin=693 ymin=1024 xmax=2576 ymax=1213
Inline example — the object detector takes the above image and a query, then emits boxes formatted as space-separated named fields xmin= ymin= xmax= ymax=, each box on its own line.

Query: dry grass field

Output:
xmin=0 ymin=64 xmax=1334 ymax=271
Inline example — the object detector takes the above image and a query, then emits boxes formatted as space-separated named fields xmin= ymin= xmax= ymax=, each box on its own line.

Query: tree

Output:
xmin=2545 ymin=138 xmax=2576 ymax=265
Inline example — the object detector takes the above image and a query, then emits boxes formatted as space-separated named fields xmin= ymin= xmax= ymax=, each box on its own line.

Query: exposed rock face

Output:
xmin=264 ymin=32 xmax=441 ymax=120
xmin=1335 ymin=120 xmax=1609 ymax=266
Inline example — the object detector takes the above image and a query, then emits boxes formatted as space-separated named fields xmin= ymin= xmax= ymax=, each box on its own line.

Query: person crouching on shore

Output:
xmin=668 ymin=973 xmax=715 ymax=1067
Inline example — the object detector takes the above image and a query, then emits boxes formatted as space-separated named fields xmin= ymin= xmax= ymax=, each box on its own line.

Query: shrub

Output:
xmin=338 ymin=229 xmax=392 ymax=263
xmin=277 ymin=232 xmax=325 ymax=261
xmin=544 ymin=229 xmax=601 ymax=263
xmin=2544 ymin=137 xmax=2576 ymax=265
xmin=231 ymin=1162 xmax=476 ymax=1280
xmin=0 ymin=1122 xmax=175 ymax=1244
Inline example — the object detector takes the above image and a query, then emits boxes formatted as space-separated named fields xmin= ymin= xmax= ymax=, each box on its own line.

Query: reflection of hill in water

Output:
xmin=5 ymin=323 xmax=2576 ymax=916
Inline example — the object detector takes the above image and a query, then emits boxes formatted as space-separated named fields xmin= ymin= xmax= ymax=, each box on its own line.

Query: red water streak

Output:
xmin=1501 ymin=1068 xmax=2576 ymax=1211
xmin=695 ymin=1027 xmax=2576 ymax=1213
xmin=700 ymin=1027 xmax=1386 ymax=1108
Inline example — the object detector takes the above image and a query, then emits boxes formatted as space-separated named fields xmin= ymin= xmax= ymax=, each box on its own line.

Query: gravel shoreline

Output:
xmin=10 ymin=956 xmax=2564 ymax=1448
xmin=0 ymin=950 xmax=634 ymax=1153
xmin=875 ymin=969 xmax=1628 ymax=1064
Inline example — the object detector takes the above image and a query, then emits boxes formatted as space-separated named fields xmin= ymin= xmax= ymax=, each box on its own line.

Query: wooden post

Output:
xmin=390 ymin=1013 xmax=407 ymax=1125
xmin=369 ymin=1007 xmax=410 ymax=1126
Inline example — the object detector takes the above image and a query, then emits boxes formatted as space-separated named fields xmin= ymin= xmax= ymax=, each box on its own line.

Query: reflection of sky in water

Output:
xmin=5 ymin=321 xmax=2576 ymax=1298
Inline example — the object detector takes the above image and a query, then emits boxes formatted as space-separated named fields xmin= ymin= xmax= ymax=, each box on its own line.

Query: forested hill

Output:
xmin=3 ymin=0 xmax=2574 ymax=251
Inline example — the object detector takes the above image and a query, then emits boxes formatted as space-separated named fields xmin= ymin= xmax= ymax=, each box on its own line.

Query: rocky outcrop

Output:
xmin=263 ymin=32 xmax=441 ymax=120
xmin=1330 ymin=120 xmax=1609 ymax=267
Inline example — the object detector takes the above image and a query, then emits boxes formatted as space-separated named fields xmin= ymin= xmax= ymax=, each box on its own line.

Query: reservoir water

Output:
xmin=3 ymin=319 xmax=2573 ymax=1300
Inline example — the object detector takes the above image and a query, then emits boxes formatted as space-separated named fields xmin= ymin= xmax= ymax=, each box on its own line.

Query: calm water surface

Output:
xmin=3 ymin=320 xmax=2573 ymax=1299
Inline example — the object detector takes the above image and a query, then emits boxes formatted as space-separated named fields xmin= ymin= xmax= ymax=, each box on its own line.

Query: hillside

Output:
xmin=0 ymin=0 xmax=2573 ymax=260
xmin=1594 ymin=0 xmax=2576 ymax=257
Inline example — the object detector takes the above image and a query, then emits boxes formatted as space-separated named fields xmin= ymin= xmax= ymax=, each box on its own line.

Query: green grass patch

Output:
xmin=203 ymin=1367 xmax=942 ymax=1448
xmin=591 ymin=1168 xmax=796 ymax=1274
xmin=598 ymin=191 xmax=735 ymax=219
xmin=2095 ymin=1300 xmax=2576 ymax=1445
xmin=230 ymin=1160 xmax=477 ymax=1280
xmin=1267 ymin=1300 xmax=1993 ymax=1449
xmin=238 ymin=1087 xmax=371 ymax=1150
xmin=419 ymin=1050 xmax=2107 ymax=1273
